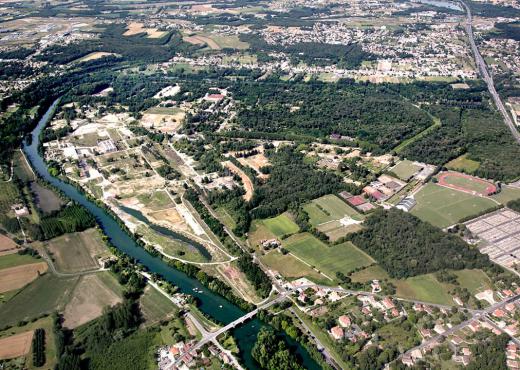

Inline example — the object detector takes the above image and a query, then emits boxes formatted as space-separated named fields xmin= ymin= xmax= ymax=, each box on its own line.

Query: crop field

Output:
xmin=262 ymin=213 xmax=299 ymax=237
xmin=0 ymin=331 xmax=33 ymax=360
xmin=316 ymin=220 xmax=363 ymax=241
xmin=445 ymin=154 xmax=480 ymax=173
xmin=183 ymin=33 xmax=249 ymax=50
xmin=0 ymin=274 xmax=79 ymax=327
xmin=123 ymin=22 xmax=167 ymax=38
xmin=438 ymin=172 xmax=497 ymax=195
xmin=139 ymin=286 xmax=178 ymax=326
xmin=63 ymin=273 xmax=123 ymax=328
xmin=76 ymin=52 xmax=118 ymax=63
xmin=283 ymin=233 xmax=373 ymax=278
xmin=304 ymin=194 xmax=363 ymax=226
xmin=0 ymin=235 xmax=17 ymax=255
xmin=41 ymin=228 xmax=107 ymax=273
xmin=0 ymin=262 xmax=48 ymax=293
xmin=390 ymin=160 xmax=421 ymax=181
xmin=0 ymin=253 xmax=39 ymax=270
xmin=259 ymin=250 xmax=330 ymax=284
xmin=411 ymin=183 xmax=497 ymax=228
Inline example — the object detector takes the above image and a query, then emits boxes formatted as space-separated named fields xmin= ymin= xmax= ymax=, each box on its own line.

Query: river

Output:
xmin=23 ymin=100 xmax=320 ymax=370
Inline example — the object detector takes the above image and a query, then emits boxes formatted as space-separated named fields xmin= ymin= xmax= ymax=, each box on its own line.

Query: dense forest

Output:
xmin=467 ymin=333 xmax=509 ymax=369
xmin=348 ymin=208 xmax=492 ymax=278
xmin=231 ymin=81 xmax=432 ymax=152
xmin=252 ymin=327 xmax=305 ymax=370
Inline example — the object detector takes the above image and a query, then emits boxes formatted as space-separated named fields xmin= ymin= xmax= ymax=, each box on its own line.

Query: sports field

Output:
xmin=41 ymin=228 xmax=108 ymax=273
xmin=262 ymin=213 xmax=299 ymax=237
xmin=411 ymin=183 xmax=497 ymax=228
xmin=391 ymin=160 xmax=421 ymax=181
xmin=283 ymin=233 xmax=373 ymax=278
xmin=445 ymin=154 xmax=480 ymax=173
xmin=438 ymin=172 xmax=496 ymax=195
xmin=304 ymin=194 xmax=363 ymax=226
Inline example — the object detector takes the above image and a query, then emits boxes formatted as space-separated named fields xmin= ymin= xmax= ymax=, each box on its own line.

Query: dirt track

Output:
xmin=223 ymin=161 xmax=254 ymax=201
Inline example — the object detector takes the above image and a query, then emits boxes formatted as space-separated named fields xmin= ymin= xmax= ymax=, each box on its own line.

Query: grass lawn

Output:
xmin=137 ymin=191 xmax=173 ymax=211
xmin=0 ymin=316 xmax=57 ymax=370
xmin=215 ymin=206 xmax=237 ymax=230
xmin=262 ymin=213 xmax=299 ymax=237
xmin=394 ymin=274 xmax=454 ymax=305
xmin=445 ymin=154 xmax=480 ymax=173
xmin=304 ymin=194 xmax=363 ymax=226
xmin=259 ymin=250 xmax=330 ymax=285
xmin=0 ymin=253 xmax=41 ymax=270
xmin=492 ymin=186 xmax=520 ymax=204
xmin=411 ymin=183 xmax=497 ymax=228
xmin=0 ymin=274 xmax=79 ymax=327
xmin=139 ymin=286 xmax=178 ymax=326
xmin=283 ymin=233 xmax=373 ymax=278
xmin=390 ymin=160 xmax=422 ymax=181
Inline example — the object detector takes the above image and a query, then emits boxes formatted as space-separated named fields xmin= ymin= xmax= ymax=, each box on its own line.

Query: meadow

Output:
xmin=411 ymin=183 xmax=497 ymax=228
xmin=303 ymin=194 xmax=363 ymax=226
xmin=390 ymin=160 xmax=421 ymax=181
xmin=261 ymin=213 xmax=299 ymax=237
xmin=445 ymin=154 xmax=480 ymax=173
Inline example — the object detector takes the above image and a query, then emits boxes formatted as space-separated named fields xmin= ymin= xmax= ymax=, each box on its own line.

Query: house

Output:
xmin=505 ymin=303 xmax=516 ymax=313
xmin=396 ymin=197 xmax=417 ymax=212
xmin=391 ymin=308 xmax=400 ymax=317
xmin=413 ymin=303 xmax=424 ymax=312
xmin=205 ymin=93 xmax=224 ymax=102
xmin=402 ymin=354 xmax=414 ymax=366
xmin=382 ymin=297 xmax=395 ymax=310
xmin=338 ymin=315 xmax=351 ymax=328
xmin=419 ymin=328 xmax=431 ymax=339
xmin=434 ymin=324 xmax=446 ymax=334
xmin=494 ymin=309 xmax=507 ymax=318
xmin=462 ymin=347 xmax=472 ymax=356
xmin=469 ymin=321 xmax=481 ymax=332
xmin=371 ymin=280 xmax=381 ymax=293
xmin=453 ymin=296 xmax=464 ymax=306
xmin=330 ymin=326 xmax=344 ymax=340
xmin=451 ymin=336 xmax=463 ymax=345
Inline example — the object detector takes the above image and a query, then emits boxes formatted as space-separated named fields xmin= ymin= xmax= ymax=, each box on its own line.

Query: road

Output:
xmin=461 ymin=0 xmax=520 ymax=143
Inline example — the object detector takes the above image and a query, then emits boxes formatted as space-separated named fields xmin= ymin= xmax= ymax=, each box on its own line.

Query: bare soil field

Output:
xmin=238 ymin=153 xmax=270 ymax=179
xmin=0 ymin=234 xmax=18 ymax=254
xmin=63 ymin=273 xmax=122 ymax=328
xmin=76 ymin=52 xmax=118 ymax=62
xmin=223 ymin=161 xmax=253 ymax=201
xmin=149 ymin=207 xmax=183 ymax=225
xmin=0 ymin=331 xmax=34 ymax=360
xmin=42 ymin=229 xmax=107 ymax=273
xmin=123 ymin=22 xmax=167 ymax=38
xmin=0 ymin=262 xmax=47 ymax=293
xmin=141 ymin=111 xmax=184 ymax=133
xmin=183 ymin=35 xmax=220 ymax=50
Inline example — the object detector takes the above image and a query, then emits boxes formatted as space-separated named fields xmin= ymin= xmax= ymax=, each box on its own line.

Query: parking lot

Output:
xmin=465 ymin=209 xmax=520 ymax=268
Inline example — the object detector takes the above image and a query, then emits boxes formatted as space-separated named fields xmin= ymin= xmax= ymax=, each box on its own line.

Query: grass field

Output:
xmin=262 ymin=213 xmax=299 ymax=237
xmin=304 ymin=194 xmax=363 ymax=226
xmin=42 ymin=228 xmax=108 ymax=273
xmin=454 ymin=269 xmax=492 ymax=295
xmin=139 ymin=286 xmax=178 ymax=326
xmin=350 ymin=265 xmax=390 ymax=282
xmin=0 ymin=253 xmax=41 ymax=270
xmin=0 ymin=262 xmax=48 ymax=293
xmin=259 ymin=250 xmax=330 ymax=285
xmin=12 ymin=150 xmax=35 ymax=183
xmin=394 ymin=274 xmax=453 ymax=305
xmin=0 ymin=181 xmax=21 ymax=215
xmin=390 ymin=160 xmax=421 ymax=181
xmin=283 ymin=233 xmax=373 ymax=278
xmin=248 ymin=220 xmax=276 ymax=247
xmin=215 ymin=206 xmax=237 ymax=230
xmin=411 ymin=183 xmax=497 ymax=228
xmin=445 ymin=154 xmax=480 ymax=173
xmin=492 ymin=186 xmax=520 ymax=204
xmin=0 ymin=274 xmax=79 ymax=327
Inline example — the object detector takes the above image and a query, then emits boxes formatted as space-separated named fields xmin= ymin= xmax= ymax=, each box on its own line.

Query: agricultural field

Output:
xmin=0 ymin=234 xmax=18 ymax=255
xmin=445 ymin=154 xmax=480 ymax=173
xmin=0 ymin=262 xmax=48 ymax=293
xmin=139 ymin=286 xmax=178 ymax=326
xmin=0 ymin=274 xmax=79 ymax=327
xmin=75 ymin=52 xmax=119 ymax=63
xmin=183 ymin=32 xmax=249 ymax=50
xmin=0 ymin=316 xmax=57 ymax=369
xmin=0 ymin=253 xmax=40 ymax=270
xmin=411 ymin=183 xmax=498 ymax=228
xmin=261 ymin=213 xmax=299 ymax=237
xmin=283 ymin=233 xmax=374 ymax=279
xmin=0 ymin=330 xmax=33 ymax=360
xmin=259 ymin=250 xmax=330 ymax=285
xmin=123 ymin=22 xmax=167 ymax=38
xmin=40 ymin=228 xmax=108 ymax=273
xmin=303 ymin=194 xmax=363 ymax=226
xmin=390 ymin=160 xmax=422 ymax=181
xmin=0 ymin=181 xmax=22 ymax=216
xmin=394 ymin=274 xmax=454 ymax=305
xmin=63 ymin=272 xmax=123 ymax=328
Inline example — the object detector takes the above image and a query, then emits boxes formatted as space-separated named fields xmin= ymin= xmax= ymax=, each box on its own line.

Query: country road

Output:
xmin=460 ymin=0 xmax=520 ymax=143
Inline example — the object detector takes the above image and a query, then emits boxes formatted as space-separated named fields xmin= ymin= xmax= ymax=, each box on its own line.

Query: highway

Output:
xmin=460 ymin=0 xmax=520 ymax=143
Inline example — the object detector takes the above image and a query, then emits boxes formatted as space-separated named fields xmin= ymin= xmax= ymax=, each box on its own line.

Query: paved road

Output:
xmin=461 ymin=0 xmax=520 ymax=143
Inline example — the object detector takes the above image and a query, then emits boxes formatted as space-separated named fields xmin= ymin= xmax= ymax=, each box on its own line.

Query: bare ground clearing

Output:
xmin=0 ymin=331 xmax=34 ymax=360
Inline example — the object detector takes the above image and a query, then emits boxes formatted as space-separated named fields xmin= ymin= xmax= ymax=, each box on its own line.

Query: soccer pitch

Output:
xmin=411 ymin=183 xmax=497 ymax=228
